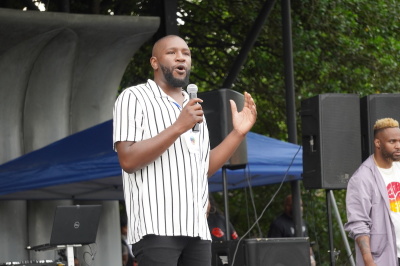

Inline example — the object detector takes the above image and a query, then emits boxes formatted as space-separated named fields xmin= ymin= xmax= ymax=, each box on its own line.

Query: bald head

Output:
xmin=152 ymin=35 xmax=188 ymax=57
xmin=283 ymin=194 xmax=303 ymax=218
xmin=150 ymin=35 xmax=191 ymax=88
xmin=283 ymin=195 xmax=293 ymax=217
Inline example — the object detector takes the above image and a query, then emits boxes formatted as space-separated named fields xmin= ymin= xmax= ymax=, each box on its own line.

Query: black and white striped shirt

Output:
xmin=113 ymin=79 xmax=211 ymax=244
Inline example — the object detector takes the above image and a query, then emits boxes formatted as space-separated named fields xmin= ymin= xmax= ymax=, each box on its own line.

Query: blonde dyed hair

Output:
xmin=373 ymin=118 xmax=399 ymax=137
xmin=374 ymin=118 xmax=399 ymax=130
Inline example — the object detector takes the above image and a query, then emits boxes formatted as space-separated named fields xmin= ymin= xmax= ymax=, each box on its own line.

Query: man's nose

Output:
xmin=175 ymin=51 xmax=185 ymax=61
xmin=395 ymin=141 xmax=400 ymax=149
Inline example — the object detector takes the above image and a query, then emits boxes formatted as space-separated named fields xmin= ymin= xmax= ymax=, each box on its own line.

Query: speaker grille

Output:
xmin=244 ymin=238 xmax=311 ymax=266
xmin=301 ymin=94 xmax=362 ymax=189
xmin=199 ymin=89 xmax=248 ymax=169
xmin=360 ymin=94 xmax=400 ymax=161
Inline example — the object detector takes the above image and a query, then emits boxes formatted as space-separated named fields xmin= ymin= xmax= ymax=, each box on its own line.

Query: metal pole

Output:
xmin=326 ymin=190 xmax=335 ymax=266
xmin=281 ymin=0 xmax=296 ymax=143
xmin=222 ymin=0 xmax=277 ymax=89
xmin=290 ymin=180 xmax=302 ymax=237
xmin=222 ymin=167 xmax=231 ymax=240
xmin=66 ymin=245 xmax=75 ymax=266
xmin=281 ymin=0 xmax=302 ymax=237
xmin=329 ymin=190 xmax=355 ymax=266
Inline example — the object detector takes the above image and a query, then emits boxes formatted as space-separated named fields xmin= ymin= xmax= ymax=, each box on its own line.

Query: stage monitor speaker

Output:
xmin=301 ymin=94 xmax=362 ymax=189
xmin=211 ymin=240 xmax=244 ymax=266
xmin=243 ymin=237 xmax=311 ymax=266
xmin=360 ymin=94 xmax=400 ymax=161
xmin=199 ymin=89 xmax=248 ymax=169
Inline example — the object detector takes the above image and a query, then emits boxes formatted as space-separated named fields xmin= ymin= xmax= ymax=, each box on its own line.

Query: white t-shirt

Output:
xmin=377 ymin=161 xmax=400 ymax=256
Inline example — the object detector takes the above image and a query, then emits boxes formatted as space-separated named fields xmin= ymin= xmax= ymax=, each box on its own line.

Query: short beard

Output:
xmin=381 ymin=146 xmax=400 ymax=162
xmin=160 ymin=64 xmax=190 ymax=88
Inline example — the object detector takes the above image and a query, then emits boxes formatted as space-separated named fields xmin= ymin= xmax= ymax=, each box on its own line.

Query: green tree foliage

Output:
xmin=4 ymin=0 xmax=400 ymax=264
xmin=146 ymin=1 xmax=398 ymax=264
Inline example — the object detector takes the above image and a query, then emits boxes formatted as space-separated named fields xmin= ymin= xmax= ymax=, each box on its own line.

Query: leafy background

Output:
xmin=4 ymin=0 xmax=400 ymax=264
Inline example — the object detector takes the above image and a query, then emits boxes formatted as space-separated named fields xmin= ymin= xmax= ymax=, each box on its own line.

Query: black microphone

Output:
xmin=187 ymin=84 xmax=200 ymax=132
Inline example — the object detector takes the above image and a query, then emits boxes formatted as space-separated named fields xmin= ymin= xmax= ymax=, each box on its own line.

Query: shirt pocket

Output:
xmin=370 ymin=233 xmax=388 ymax=256
xmin=183 ymin=130 xmax=200 ymax=154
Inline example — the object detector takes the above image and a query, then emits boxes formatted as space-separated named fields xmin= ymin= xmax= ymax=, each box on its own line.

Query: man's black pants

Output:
xmin=132 ymin=235 xmax=211 ymax=266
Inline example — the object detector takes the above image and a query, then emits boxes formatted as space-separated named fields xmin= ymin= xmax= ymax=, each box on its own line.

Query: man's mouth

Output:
xmin=175 ymin=65 xmax=186 ymax=74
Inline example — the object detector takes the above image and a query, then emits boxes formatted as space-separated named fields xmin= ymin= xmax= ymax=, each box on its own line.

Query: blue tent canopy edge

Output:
xmin=0 ymin=120 xmax=303 ymax=197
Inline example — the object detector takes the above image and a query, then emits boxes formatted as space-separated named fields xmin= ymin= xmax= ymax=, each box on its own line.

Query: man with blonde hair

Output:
xmin=345 ymin=118 xmax=400 ymax=266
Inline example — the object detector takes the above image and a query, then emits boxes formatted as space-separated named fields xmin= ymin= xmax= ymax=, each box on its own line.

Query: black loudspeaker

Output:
xmin=360 ymin=94 xmax=400 ymax=161
xmin=243 ymin=238 xmax=311 ymax=266
xmin=301 ymin=94 xmax=362 ymax=189
xmin=199 ymin=89 xmax=248 ymax=169
xmin=211 ymin=240 xmax=244 ymax=266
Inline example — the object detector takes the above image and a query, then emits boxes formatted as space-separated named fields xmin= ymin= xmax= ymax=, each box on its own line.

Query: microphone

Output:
xmin=187 ymin=84 xmax=200 ymax=132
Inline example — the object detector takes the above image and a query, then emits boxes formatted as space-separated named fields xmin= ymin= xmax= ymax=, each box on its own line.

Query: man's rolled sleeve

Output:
xmin=344 ymin=170 xmax=373 ymax=239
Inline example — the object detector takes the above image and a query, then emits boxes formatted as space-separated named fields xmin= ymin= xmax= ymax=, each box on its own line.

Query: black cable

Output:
xmin=244 ymin=164 xmax=263 ymax=237
xmin=83 ymin=243 xmax=97 ymax=266
xmin=244 ymin=187 xmax=252 ymax=235
xmin=230 ymin=145 xmax=302 ymax=265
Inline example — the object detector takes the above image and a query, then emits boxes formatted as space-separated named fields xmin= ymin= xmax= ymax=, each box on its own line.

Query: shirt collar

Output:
xmin=147 ymin=79 xmax=189 ymax=106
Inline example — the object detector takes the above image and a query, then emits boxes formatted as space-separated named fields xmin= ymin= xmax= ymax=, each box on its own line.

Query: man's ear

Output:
xmin=374 ymin=138 xmax=380 ymax=149
xmin=150 ymin=56 xmax=158 ymax=70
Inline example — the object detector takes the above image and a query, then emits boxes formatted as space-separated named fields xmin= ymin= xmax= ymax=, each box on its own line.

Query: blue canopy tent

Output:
xmin=0 ymin=120 xmax=302 ymax=200
xmin=208 ymin=131 xmax=302 ymax=192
